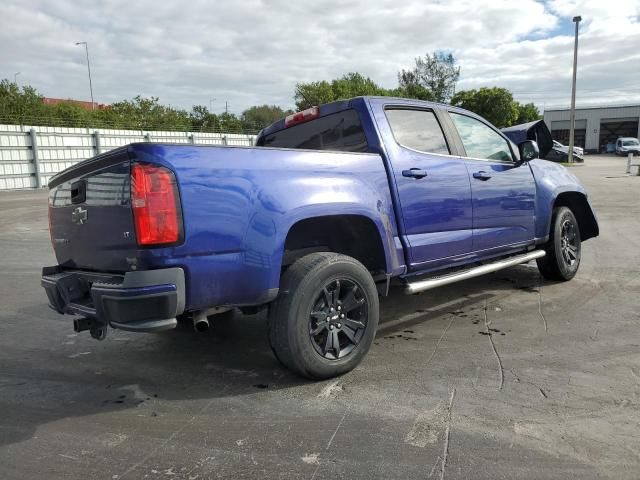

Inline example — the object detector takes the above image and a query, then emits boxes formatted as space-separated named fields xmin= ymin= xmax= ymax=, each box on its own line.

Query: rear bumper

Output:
xmin=41 ymin=266 xmax=185 ymax=332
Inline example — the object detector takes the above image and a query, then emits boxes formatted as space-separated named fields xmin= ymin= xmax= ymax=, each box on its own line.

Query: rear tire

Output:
xmin=537 ymin=206 xmax=581 ymax=281
xmin=268 ymin=252 xmax=379 ymax=380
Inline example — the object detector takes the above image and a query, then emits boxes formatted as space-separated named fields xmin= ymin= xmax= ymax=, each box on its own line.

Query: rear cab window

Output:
xmin=257 ymin=109 xmax=368 ymax=152
xmin=384 ymin=108 xmax=450 ymax=155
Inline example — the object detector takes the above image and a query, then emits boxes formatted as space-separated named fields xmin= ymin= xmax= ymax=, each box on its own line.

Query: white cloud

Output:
xmin=1 ymin=0 xmax=639 ymax=113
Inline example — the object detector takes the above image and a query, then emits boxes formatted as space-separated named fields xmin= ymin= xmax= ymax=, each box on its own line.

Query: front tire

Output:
xmin=268 ymin=252 xmax=379 ymax=380
xmin=537 ymin=206 xmax=581 ymax=281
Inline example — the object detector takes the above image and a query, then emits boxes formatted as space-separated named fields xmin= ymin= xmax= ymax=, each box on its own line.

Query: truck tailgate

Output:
xmin=48 ymin=147 xmax=138 ymax=272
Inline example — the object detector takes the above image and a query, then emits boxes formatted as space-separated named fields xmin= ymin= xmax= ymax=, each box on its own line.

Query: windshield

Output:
xmin=622 ymin=140 xmax=639 ymax=146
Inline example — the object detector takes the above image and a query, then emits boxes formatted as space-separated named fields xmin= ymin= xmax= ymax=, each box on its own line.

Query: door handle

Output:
xmin=402 ymin=168 xmax=428 ymax=179
xmin=473 ymin=171 xmax=492 ymax=181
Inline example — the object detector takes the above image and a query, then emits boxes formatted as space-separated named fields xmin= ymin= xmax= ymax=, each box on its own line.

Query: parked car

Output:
xmin=616 ymin=137 xmax=640 ymax=156
xmin=553 ymin=140 xmax=584 ymax=157
xmin=42 ymin=97 xmax=599 ymax=379
xmin=546 ymin=140 xmax=584 ymax=162
xmin=501 ymin=120 xmax=583 ymax=163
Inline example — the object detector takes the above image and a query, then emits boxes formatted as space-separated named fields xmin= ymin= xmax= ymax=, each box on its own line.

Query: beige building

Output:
xmin=543 ymin=104 xmax=640 ymax=153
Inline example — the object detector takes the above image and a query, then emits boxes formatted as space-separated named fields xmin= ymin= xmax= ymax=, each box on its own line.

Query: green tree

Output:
xmin=216 ymin=111 xmax=244 ymax=133
xmin=0 ymin=79 xmax=45 ymax=119
xmin=294 ymin=72 xmax=391 ymax=110
xmin=108 ymin=96 xmax=190 ymax=130
xmin=241 ymin=104 xmax=292 ymax=130
xmin=398 ymin=52 xmax=460 ymax=103
xmin=451 ymin=87 xmax=520 ymax=128
xmin=516 ymin=102 xmax=541 ymax=124
xmin=392 ymin=83 xmax=435 ymax=102
xmin=189 ymin=105 xmax=219 ymax=131
xmin=47 ymin=102 xmax=90 ymax=127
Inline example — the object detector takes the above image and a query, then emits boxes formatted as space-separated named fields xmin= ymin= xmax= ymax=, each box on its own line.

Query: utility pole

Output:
xmin=225 ymin=101 xmax=228 ymax=115
xmin=568 ymin=15 xmax=582 ymax=163
xmin=14 ymin=72 xmax=20 ymax=84
xmin=209 ymin=97 xmax=216 ymax=112
xmin=75 ymin=41 xmax=95 ymax=110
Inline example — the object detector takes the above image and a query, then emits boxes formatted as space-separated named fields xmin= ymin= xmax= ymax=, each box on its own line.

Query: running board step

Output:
xmin=404 ymin=250 xmax=546 ymax=295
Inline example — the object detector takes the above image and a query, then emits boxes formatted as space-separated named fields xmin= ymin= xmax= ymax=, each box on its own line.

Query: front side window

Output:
xmin=385 ymin=109 xmax=449 ymax=155
xmin=450 ymin=113 xmax=513 ymax=162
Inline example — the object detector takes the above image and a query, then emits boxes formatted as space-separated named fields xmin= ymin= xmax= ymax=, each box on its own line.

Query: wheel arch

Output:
xmin=552 ymin=191 xmax=599 ymax=241
xmin=281 ymin=214 xmax=390 ymax=276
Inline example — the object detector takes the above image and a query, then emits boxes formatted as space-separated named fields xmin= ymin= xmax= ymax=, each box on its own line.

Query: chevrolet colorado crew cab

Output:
xmin=42 ymin=97 xmax=598 ymax=379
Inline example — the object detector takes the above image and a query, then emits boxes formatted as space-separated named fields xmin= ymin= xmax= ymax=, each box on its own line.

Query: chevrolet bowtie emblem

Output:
xmin=71 ymin=206 xmax=88 ymax=225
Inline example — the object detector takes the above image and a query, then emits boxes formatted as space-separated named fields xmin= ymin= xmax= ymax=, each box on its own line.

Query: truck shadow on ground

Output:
xmin=0 ymin=265 xmax=545 ymax=449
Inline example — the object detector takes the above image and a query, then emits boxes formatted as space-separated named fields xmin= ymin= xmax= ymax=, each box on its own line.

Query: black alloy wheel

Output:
xmin=308 ymin=278 xmax=368 ymax=360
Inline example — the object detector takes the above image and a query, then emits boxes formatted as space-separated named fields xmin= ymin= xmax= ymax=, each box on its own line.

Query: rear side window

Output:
xmin=450 ymin=113 xmax=513 ymax=162
xmin=258 ymin=109 xmax=368 ymax=152
xmin=385 ymin=109 xmax=449 ymax=155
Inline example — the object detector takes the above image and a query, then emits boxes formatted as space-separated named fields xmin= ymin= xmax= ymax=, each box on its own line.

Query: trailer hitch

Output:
xmin=73 ymin=317 xmax=108 ymax=341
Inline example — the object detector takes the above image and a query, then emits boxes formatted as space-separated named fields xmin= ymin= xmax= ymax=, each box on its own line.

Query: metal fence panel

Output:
xmin=0 ymin=124 xmax=256 ymax=190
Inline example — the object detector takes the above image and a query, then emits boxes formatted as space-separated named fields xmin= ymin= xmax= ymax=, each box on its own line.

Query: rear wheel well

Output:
xmin=282 ymin=215 xmax=386 ymax=275
xmin=553 ymin=192 xmax=599 ymax=241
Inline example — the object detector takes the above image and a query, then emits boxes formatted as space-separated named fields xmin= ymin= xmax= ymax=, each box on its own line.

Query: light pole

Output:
xmin=568 ymin=15 xmax=582 ymax=163
xmin=75 ymin=41 xmax=95 ymax=110
xmin=14 ymin=72 xmax=20 ymax=84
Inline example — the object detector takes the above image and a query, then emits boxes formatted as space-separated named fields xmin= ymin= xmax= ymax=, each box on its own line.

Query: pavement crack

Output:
xmin=428 ymin=456 xmax=442 ymax=478
xmin=538 ymin=275 xmax=548 ymax=333
xmin=484 ymin=301 xmax=504 ymax=391
xmin=438 ymin=388 xmax=456 ymax=480
xmin=117 ymin=386 xmax=228 ymax=479
xmin=311 ymin=406 xmax=350 ymax=480
xmin=326 ymin=406 xmax=349 ymax=450
xmin=425 ymin=315 xmax=456 ymax=366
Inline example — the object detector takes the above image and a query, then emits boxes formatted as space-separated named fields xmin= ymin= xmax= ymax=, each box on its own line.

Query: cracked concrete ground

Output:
xmin=0 ymin=155 xmax=638 ymax=479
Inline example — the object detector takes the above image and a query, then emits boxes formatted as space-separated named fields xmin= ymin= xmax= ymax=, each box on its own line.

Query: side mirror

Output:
xmin=518 ymin=140 xmax=539 ymax=163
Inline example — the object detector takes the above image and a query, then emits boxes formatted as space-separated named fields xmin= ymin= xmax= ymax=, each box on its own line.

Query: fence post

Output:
xmin=94 ymin=130 xmax=101 ymax=155
xmin=29 ymin=128 xmax=42 ymax=188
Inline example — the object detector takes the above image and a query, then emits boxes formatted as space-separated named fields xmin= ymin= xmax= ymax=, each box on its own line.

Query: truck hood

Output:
xmin=501 ymin=120 xmax=553 ymax=158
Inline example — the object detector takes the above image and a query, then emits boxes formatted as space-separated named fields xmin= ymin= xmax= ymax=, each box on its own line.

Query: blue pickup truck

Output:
xmin=42 ymin=96 xmax=598 ymax=379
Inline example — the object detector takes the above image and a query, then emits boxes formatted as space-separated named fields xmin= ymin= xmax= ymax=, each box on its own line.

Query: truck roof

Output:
xmin=259 ymin=96 xmax=451 ymax=138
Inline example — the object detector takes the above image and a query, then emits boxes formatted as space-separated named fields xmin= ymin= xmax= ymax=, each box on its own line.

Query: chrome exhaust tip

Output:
xmin=193 ymin=312 xmax=210 ymax=332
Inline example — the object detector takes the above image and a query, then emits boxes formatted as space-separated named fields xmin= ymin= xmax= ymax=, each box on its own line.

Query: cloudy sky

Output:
xmin=2 ymin=0 xmax=639 ymax=114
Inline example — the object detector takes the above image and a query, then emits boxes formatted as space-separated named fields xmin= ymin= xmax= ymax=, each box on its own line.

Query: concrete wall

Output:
xmin=543 ymin=105 xmax=640 ymax=153
xmin=0 ymin=125 xmax=256 ymax=190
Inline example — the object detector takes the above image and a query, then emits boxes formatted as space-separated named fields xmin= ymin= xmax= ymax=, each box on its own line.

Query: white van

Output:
xmin=616 ymin=137 xmax=640 ymax=156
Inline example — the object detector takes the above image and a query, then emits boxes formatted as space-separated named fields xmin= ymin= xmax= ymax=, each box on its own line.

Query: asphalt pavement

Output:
xmin=0 ymin=155 xmax=638 ymax=479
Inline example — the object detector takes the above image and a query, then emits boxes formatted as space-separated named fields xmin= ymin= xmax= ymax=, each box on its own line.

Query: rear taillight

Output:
xmin=284 ymin=106 xmax=319 ymax=128
xmin=131 ymin=163 xmax=182 ymax=246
